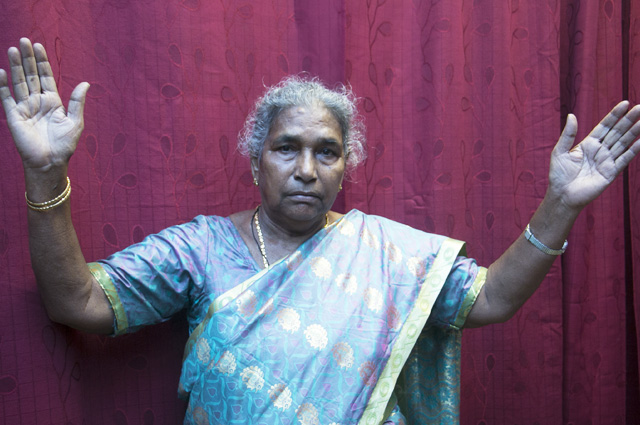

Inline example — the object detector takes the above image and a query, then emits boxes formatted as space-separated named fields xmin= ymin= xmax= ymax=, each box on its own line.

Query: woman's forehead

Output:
xmin=271 ymin=103 xmax=342 ymax=138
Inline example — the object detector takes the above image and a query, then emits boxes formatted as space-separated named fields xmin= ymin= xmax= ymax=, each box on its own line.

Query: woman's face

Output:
xmin=252 ymin=103 xmax=346 ymax=229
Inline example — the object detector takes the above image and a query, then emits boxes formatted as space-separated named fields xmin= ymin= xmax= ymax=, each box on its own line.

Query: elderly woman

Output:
xmin=1 ymin=38 xmax=640 ymax=425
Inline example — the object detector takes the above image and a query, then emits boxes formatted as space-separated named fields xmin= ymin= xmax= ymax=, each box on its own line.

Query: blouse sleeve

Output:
xmin=426 ymin=255 xmax=487 ymax=330
xmin=89 ymin=216 xmax=213 ymax=336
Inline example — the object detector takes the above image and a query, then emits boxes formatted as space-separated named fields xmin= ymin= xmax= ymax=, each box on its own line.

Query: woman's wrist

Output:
xmin=541 ymin=187 xmax=583 ymax=220
xmin=23 ymin=165 xmax=69 ymax=204
xmin=527 ymin=190 xmax=581 ymax=251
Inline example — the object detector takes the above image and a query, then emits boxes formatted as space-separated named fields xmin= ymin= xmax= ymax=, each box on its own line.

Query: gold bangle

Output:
xmin=25 ymin=177 xmax=72 ymax=211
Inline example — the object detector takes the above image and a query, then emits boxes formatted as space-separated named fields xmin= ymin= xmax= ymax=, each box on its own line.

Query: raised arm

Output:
xmin=465 ymin=101 xmax=640 ymax=328
xmin=0 ymin=38 xmax=113 ymax=334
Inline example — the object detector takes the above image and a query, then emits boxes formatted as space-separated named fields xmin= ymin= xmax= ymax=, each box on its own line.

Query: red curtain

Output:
xmin=0 ymin=1 xmax=638 ymax=423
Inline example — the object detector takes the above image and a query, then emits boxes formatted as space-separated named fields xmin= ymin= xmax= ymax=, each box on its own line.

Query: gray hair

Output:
xmin=238 ymin=75 xmax=366 ymax=174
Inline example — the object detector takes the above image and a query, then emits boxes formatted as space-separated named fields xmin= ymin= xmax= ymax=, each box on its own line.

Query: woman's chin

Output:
xmin=280 ymin=205 xmax=328 ymax=225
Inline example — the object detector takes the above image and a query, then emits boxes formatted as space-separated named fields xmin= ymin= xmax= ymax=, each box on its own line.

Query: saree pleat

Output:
xmin=396 ymin=326 xmax=462 ymax=425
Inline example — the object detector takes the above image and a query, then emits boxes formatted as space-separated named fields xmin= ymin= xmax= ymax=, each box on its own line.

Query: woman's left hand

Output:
xmin=468 ymin=101 xmax=640 ymax=328
xmin=549 ymin=101 xmax=640 ymax=210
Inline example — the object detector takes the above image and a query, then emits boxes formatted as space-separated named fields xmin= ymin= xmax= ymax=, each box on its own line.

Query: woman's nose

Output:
xmin=294 ymin=150 xmax=317 ymax=182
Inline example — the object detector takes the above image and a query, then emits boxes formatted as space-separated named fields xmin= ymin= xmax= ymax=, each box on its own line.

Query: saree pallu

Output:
xmin=177 ymin=212 xmax=486 ymax=425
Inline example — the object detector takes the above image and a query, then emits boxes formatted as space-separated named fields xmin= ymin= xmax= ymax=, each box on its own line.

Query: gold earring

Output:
xmin=339 ymin=183 xmax=343 ymax=191
xmin=253 ymin=177 xmax=258 ymax=186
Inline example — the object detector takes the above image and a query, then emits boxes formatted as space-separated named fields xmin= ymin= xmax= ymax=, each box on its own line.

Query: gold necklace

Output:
xmin=254 ymin=207 xmax=269 ymax=268
xmin=253 ymin=206 xmax=329 ymax=268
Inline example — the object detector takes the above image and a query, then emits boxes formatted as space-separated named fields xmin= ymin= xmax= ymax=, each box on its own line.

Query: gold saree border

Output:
xmin=452 ymin=266 xmax=487 ymax=329
xmin=88 ymin=262 xmax=129 ymax=336
xmin=357 ymin=238 xmax=465 ymax=425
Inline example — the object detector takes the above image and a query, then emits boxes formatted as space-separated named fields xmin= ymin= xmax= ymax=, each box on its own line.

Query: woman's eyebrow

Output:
xmin=271 ymin=134 xmax=300 ymax=144
xmin=318 ymin=137 xmax=341 ymax=146
xmin=271 ymin=135 xmax=341 ymax=146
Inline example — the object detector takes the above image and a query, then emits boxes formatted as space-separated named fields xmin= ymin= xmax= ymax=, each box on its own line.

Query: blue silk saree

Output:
xmin=89 ymin=210 xmax=486 ymax=424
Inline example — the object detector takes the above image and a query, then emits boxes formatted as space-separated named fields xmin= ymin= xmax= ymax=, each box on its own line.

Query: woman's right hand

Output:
xmin=0 ymin=38 xmax=114 ymax=334
xmin=0 ymin=38 xmax=89 ymax=173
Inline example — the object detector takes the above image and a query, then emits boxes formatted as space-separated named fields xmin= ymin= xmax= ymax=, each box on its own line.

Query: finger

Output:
xmin=614 ymin=137 xmax=640 ymax=171
xmin=33 ymin=42 xmax=58 ymax=93
xmin=68 ymin=82 xmax=90 ymax=123
xmin=608 ymin=113 xmax=640 ymax=158
xmin=585 ymin=100 xmax=630 ymax=142
xmin=0 ymin=68 xmax=18 ymax=113
xmin=19 ymin=38 xmax=41 ymax=95
xmin=602 ymin=104 xmax=640 ymax=150
xmin=7 ymin=46 xmax=29 ymax=101
xmin=553 ymin=113 xmax=577 ymax=155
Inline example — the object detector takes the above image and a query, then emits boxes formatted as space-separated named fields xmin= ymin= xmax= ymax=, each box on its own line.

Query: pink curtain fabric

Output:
xmin=0 ymin=1 xmax=638 ymax=423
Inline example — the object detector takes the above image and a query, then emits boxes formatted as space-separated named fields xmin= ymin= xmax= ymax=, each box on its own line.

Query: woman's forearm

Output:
xmin=465 ymin=191 xmax=581 ymax=327
xmin=25 ymin=168 xmax=114 ymax=334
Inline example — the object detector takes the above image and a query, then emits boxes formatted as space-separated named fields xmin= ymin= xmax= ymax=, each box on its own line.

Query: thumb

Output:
xmin=67 ymin=82 xmax=90 ymax=123
xmin=554 ymin=113 xmax=578 ymax=155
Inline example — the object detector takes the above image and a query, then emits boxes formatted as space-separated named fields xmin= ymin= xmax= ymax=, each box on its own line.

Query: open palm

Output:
xmin=0 ymin=38 xmax=88 ymax=171
xmin=549 ymin=101 xmax=640 ymax=209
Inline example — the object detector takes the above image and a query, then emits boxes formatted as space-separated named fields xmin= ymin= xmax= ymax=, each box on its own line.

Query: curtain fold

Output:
xmin=0 ymin=1 xmax=638 ymax=423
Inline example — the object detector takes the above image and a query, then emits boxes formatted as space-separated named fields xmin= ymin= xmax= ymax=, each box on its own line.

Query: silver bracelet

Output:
xmin=524 ymin=224 xmax=568 ymax=256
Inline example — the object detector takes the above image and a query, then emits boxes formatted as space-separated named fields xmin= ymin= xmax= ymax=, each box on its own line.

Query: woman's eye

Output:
xmin=320 ymin=148 xmax=335 ymax=156
xmin=279 ymin=145 xmax=292 ymax=152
